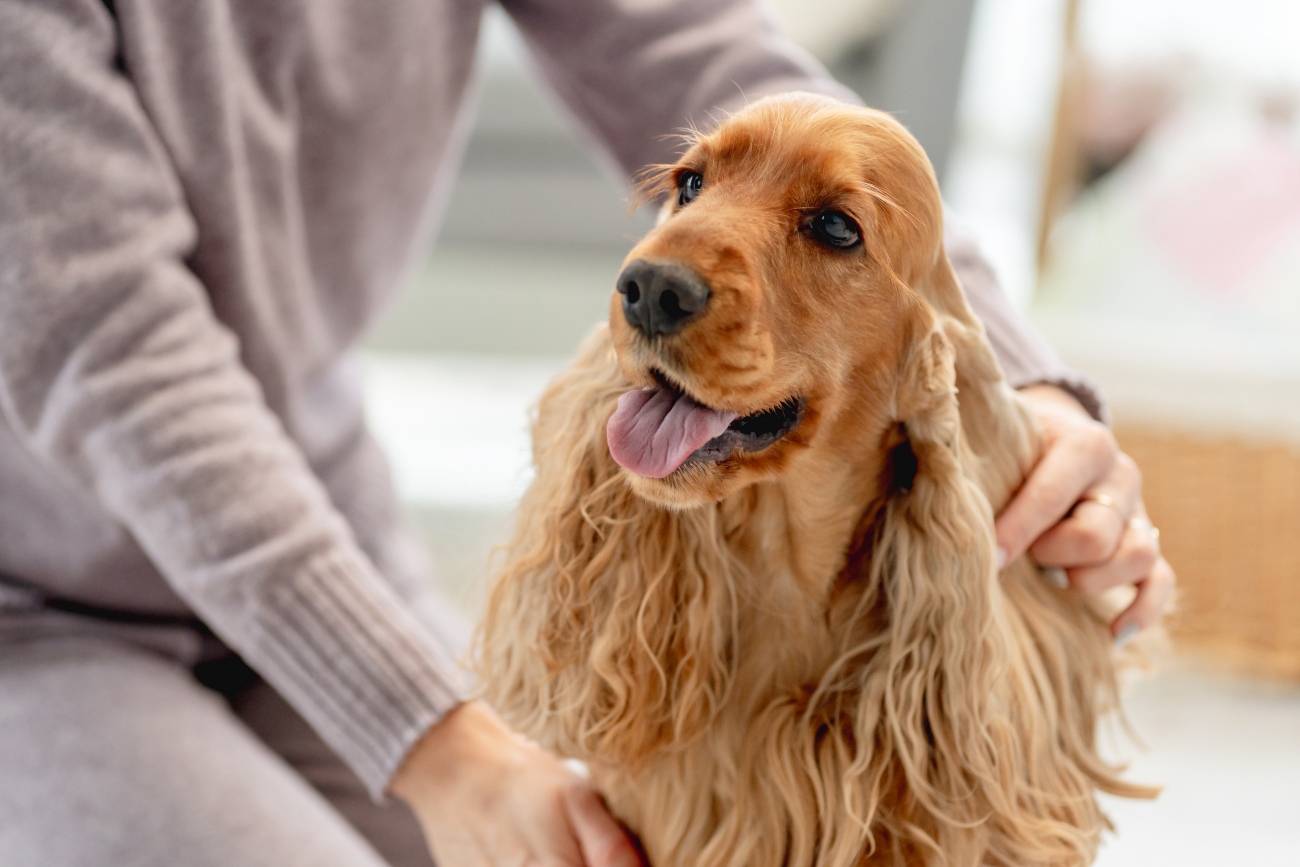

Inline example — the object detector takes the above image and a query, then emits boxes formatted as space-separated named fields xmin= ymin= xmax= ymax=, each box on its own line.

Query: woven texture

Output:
xmin=1117 ymin=425 xmax=1300 ymax=680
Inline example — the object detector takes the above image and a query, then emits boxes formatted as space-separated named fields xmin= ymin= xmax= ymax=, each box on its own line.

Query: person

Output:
xmin=0 ymin=1 xmax=1174 ymax=866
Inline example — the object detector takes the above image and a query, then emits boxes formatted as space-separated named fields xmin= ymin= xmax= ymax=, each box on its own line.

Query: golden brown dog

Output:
xmin=479 ymin=93 xmax=1153 ymax=867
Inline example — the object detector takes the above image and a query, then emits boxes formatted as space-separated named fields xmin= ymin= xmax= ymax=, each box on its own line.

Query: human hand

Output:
xmin=390 ymin=700 xmax=644 ymax=867
xmin=995 ymin=385 xmax=1176 ymax=644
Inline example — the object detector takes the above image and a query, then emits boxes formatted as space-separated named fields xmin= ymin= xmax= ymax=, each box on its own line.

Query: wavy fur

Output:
xmin=479 ymin=95 xmax=1153 ymax=867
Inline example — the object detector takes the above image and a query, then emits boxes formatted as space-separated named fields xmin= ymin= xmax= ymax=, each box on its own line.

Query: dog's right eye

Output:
xmin=677 ymin=171 xmax=704 ymax=207
xmin=810 ymin=211 xmax=861 ymax=249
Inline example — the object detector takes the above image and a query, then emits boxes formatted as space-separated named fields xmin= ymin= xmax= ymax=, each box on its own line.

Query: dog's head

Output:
xmin=606 ymin=94 xmax=969 ymax=509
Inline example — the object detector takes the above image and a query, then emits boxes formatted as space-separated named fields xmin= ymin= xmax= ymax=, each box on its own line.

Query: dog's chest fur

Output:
xmin=588 ymin=484 xmax=886 ymax=866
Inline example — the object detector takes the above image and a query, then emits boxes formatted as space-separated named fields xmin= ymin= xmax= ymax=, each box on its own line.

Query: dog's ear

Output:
xmin=854 ymin=318 xmax=1049 ymax=859
xmin=842 ymin=248 xmax=1154 ymax=861
xmin=476 ymin=326 xmax=737 ymax=765
xmin=907 ymin=244 xmax=1038 ymax=510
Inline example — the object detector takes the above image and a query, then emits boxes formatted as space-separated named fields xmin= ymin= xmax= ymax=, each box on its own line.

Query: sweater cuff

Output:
xmin=1012 ymin=371 xmax=1110 ymax=427
xmin=242 ymin=547 xmax=469 ymax=798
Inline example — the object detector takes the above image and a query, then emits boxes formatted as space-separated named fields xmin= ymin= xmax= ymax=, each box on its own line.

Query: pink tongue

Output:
xmin=607 ymin=385 xmax=739 ymax=478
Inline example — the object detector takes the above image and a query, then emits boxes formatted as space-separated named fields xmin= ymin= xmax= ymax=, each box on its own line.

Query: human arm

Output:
xmin=0 ymin=0 xmax=462 ymax=795
xmin=499 ymin=0 xmax=859 ymax=176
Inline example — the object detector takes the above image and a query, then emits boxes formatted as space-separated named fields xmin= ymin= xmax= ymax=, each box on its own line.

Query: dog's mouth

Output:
xmin=607 ymin=369 xmax=804 ymax=479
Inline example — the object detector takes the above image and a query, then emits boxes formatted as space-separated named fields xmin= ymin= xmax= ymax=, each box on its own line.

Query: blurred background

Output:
xmin=361 ymin=0 xmax=1300 ymax=860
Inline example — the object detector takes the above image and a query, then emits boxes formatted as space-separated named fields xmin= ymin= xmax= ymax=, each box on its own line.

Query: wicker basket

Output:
xmin=1116 ymin=424 xmax=1300 ymax=680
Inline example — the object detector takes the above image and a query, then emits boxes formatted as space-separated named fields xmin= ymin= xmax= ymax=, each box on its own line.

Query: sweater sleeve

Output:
xmin=943 ymin=220 xmax=1108 ymax=423
xmin=500 ymin=0 xmax=860 ymax=176
xmin=0 ymin=0 xmax=464 ymax=796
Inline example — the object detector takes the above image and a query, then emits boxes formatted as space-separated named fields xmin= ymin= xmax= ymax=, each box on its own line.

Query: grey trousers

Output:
xmin=0 ymin=610 xmax=436 ymax=867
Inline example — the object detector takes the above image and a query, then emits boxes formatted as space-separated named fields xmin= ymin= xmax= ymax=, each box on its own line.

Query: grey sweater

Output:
xmin=0 ymin=0 xmax=1098 ymax=796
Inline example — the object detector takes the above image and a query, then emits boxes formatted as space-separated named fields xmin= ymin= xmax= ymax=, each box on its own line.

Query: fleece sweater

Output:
xmin=0 ymin=0 xmax=1099 ymax=796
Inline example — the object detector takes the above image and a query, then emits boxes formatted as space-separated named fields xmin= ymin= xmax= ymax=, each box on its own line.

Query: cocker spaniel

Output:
xmin=479 ymin=93 xmax=1153 ymax=867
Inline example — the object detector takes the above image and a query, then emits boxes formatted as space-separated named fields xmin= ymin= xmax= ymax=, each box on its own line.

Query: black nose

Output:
xmin=616 ymin=259 xmax=711 ymax=337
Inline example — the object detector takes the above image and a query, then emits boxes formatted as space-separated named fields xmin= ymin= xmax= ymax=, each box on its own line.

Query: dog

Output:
xmin=478 ymin=93 xmax=1154 ymax=867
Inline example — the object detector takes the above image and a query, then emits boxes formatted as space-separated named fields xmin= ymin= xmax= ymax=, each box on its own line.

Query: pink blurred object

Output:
xmin=1145 ymin=131 xmax=1300 ymax=298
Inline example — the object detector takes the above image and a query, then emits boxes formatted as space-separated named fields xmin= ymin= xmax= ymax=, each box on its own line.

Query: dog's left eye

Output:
xmin=677 ymin=171 xmax=704 ymax=207
xmin=810 ymin=211 xmax=861 ymax=248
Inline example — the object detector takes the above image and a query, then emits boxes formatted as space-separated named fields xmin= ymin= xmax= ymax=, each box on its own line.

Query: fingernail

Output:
xmin=1042 ymin=566 xmax=1068 ymax=589
xmin=1114 ymin=624 xmax=1140 ymax=648
xmin=996 ymin=546 xmax=1007 ymax=569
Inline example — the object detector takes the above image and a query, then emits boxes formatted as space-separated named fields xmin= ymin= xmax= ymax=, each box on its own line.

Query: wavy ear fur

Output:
xmin=825 ymin=254 xmax=1155 ymax=865
xmin=477 ymin=327 xmax=741 ymax=765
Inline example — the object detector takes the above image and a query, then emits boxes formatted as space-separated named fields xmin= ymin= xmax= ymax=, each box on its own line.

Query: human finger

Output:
xmin=1058 ymin=513 xmax=1160 ymax=595
xmin=994 ymin=423 xmax=1117 ymax=563
xmin=1112 ymin=555 xmax=1177 ymax=642
xmin=564 ymin=784 xmax=644 ymax=867
xmin=1029 ymin=460 xmax=1141 ymax=567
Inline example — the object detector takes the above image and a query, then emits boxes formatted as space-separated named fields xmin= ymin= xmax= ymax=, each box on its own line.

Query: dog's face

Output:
xmin=607 ymin=94 xmax=947 ymax=508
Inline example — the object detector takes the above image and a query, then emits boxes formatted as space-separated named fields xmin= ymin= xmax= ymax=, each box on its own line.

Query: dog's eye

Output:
xmin=810 ymin=211 xmax=861 ymax=248
xmin=677 ymin=171 xmax=704 ymax=207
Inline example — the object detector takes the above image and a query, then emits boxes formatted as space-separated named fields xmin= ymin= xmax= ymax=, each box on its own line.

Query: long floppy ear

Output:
xmin=909 ymin=242 xmax=1040 ymax=510
xmin=836 ymin=252 xmax=1154 ymax=864
xmin=476 ymin=326 xmax=740 ymax=765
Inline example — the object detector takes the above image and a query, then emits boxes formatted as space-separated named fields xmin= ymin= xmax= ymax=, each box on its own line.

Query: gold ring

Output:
xmin=1076 ymin=492 xmax=1125 ymax=521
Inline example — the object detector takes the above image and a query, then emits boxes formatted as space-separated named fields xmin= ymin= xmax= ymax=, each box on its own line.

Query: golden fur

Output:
xmin=478 ymin=94 xmax=1154 ymax=867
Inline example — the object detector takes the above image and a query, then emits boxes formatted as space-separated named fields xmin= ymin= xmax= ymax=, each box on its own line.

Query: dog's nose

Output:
xmin=616 ymin=259 xmax=710 ymax=337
